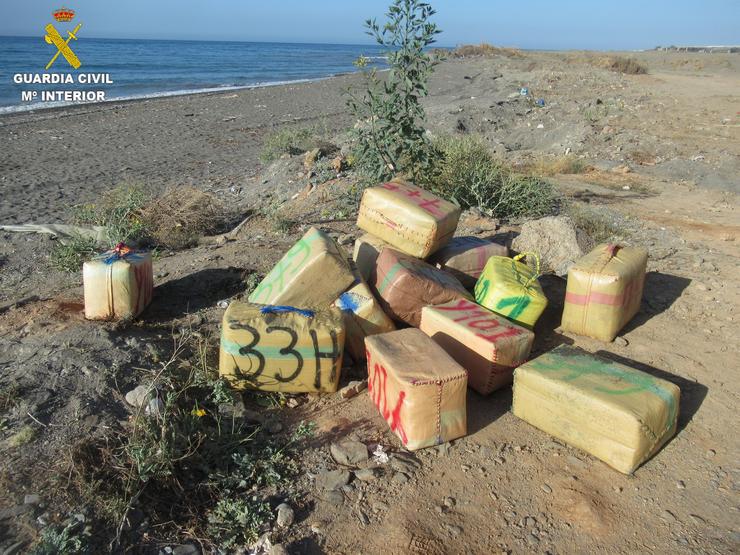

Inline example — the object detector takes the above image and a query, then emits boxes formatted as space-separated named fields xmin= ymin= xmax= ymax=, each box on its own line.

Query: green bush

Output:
xmin=346 ymin=0 xmax=441 ymax=181
xmin=260 ymin=127 xmax=317 ymax=163
xmin=50 ymin=234 xmax=98 ymax=273
xmin=427 ymin=135 xmax=555 ymax=219
xmin=74 ymin=184 xmax=150 ymax=247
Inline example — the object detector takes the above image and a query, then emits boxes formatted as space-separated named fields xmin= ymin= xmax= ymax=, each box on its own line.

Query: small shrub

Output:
xmin=260 ymin=127 xmax=317 ymax=163
xmin=206 ymin=496 xmax=271 ymax=549
xmin=30 ymin=520 xmax=88 ymax=555
xmin=50 ymin=234 xmax=98 ymax=273
xmin=566 ymin=203 xmax=625 ymax=244
xmin=426 ymin=135 xmax=555 ymax=219
xmin=596 ymin=56 xmax=647 ymax=75
xmin=140 ymin=187 xmax=225 ymax=249
xmin=346 ymin=0 xmax=441 ymax=181
xmin=8 ymin=425 xmax=35 ymax=448
xmin=531 ymin=155 xmax=590 ymax=176
xmin=452 ymin=43 xmax=522 ymax=58
xmin=74 ymin=184 xmax=150 ymax=247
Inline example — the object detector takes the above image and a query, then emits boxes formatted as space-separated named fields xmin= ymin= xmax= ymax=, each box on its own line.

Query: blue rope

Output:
xmin=260 ymin=305 xmax=315 ymax=318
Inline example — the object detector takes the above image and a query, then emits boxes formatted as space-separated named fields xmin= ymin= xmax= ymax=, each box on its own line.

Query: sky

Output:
xmin=1 ymin=0 xmax=739 ymax=50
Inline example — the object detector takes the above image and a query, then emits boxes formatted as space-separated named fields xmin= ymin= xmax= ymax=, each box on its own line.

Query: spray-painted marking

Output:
xmin=433 ymin=299 xmax=523 ymax=342
xmin=378 ymin=182 xmax=449 ymax=218
xmin=495 ymin=295 xmax=531 ymax=321
xmin=133 ymin=261 xmax=153 ymax=314
xmin=367 ymin=350 xmax=408 ymax=445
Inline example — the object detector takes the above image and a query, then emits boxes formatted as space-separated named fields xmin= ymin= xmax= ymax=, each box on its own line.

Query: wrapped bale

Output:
xmin=353 ymin=233 xmax=393 ymax=282
xmin=420 ymin=299 xmax=534 ymax=395
xmin=365 ymin=328 xmax=467 ymax=450
xmin=561 ymin=244 xmax=648 ymax=342
xmin=357 ymin=179 xmax=460 ymax=258
xmin=428 ymin=236 xmax=508 ymax=288
xmin=334 ymin=265 xmax=396 ymax=361
xmin=512 ymin=345 xmax=680 ymax=474
xmin=373 ymin=247 xmax=472 ymax=327
xmin=83 ymin=243 xmax=153 ymax=320
xmin=474 ymin=253 xmax=547 ymax=328
xmin=219 ymin=302 xmax=345 ymax=393
xmin=248 ymin=226 xmax=355 ymax=308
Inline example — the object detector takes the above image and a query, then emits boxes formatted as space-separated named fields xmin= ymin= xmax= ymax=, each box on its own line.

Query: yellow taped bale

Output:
xmin=561 ymin=244 xmax=648 ymax=342
xmin=512 ymin=345 xmax=680 ymax=474
xmin=365 ymin=329 xmax=467 ymax=450
xmin=352 ymin=233 xmax=393 ymax=282
xmin=248 ymin=226 xmax=355 ymax=307
xmin=356 ymin=179 xmax=461 ymax=258
xmin=474 ymin=254 xmax=548 ymax=328
xmin=83 ymin=247 xmax=153 ymax=320
xmin=429 ymin=236 xmax=508 ymax=288
xmin=219 ymin=302 xmax=345 ymax=393
xmin=334 ymin=266 xmax=395 ymax=361
xmin=420 ymin=299 xmax=534 ymax=395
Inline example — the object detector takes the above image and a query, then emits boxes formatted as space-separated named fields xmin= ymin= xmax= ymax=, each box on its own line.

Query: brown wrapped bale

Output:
xmin=561 ymin=244 xmax=648 ymax=342
xmin=372 ymin=247 xmax=472 ymax=327
xmin=219 ymin=302 xmax=345 ymax=393
xmin=248 ymin=226 xmax=355 ymax=308
xmin=83 ymin=245 xmax=153 ymax=320
xmin=428 ymin=236 xmax=508 ymax=288
xmin=513 ymin=345 xmax=680 ymax=474
xmin=352 ymin=233 xmax=393 ymax=282
xmin=420 ymin=299 xmax=534 ymax=395
xmin=365 ymin=328 xmax=467 ymax=450
xmin=356 ymin=180 xmax=461 ymax=258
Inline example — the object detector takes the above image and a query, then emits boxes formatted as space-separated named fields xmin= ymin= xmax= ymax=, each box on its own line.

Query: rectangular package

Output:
xmin=420 ymin=299 xmax=534 ymax=395
xmin=219 ymin=302 xmax=345 ymax=393
xmin=373 ymin=247 xmax=471 ymax=327
xmin=334 ymin=265 xmax=395 ymax=362
xmin=352 ymin=233 xmax=393 ymax=282
xmin=356 ymin=179 xmax=461 ymax=258
xmin=428 ymin=236 xmax=508 ymax=288
xmin=83 ymin=245 xmax=153 ymax=320
xmin=561 ymin=244 xmax=648 ymax=342
xmin=512 ymin=345 xmax=680 ymax=474
xmin=474 ymin=253 xmax=547 ymax=328
xmin=365 ymin=328 xmax=468 ymax=450
xmin=248 ymin=226 xmax=355 ymax=308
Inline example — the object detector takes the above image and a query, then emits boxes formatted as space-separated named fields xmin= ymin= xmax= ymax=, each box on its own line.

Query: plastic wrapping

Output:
xmin=512 ymin=345 xmax=680 ymax=474
xmin=373 ymin=247 xmax=471 ymax=327
xmin=365 ymin=329 xmax=467 ymax=450
xmin=334 ymin=264 xmax=396 ymax=361
xmin=356 ymin=179 xmax=460 ymax=258
xmin=83 ymin=245 xmax=153 ymax=320
xmin=561 ymin=244 xmax=648 ymax=342
xmin=420 ymin=299 xmax=534 ymax=395
xmin=219 ymin=302 xmax=345 ymax=393
xmin=248 ymin=226 xmax=355 ymax=308
xmin=428 ymin=236 xmax=508 ymax=288
xmin=474 ymin=253 xmax=547 ymax=328
xmin=352 ymin=233 xmax=393 ymax=282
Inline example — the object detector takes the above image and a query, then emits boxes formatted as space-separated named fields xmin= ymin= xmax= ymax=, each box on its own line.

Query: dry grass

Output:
xmin=452 ymin=43 xmax=522 ymax=58
xmin=140 ymin=187 xmax=226 ymax=249
xmin=595 ymin=56 xmax=648 ymax=75
xmin=529 ymin=155 xmax=591 ymax=176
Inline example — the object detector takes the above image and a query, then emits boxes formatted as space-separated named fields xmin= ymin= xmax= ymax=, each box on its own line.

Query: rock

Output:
xmin=525 ymin=516 xmax=537 ymax=528
xmin=330 ymin=440 xmax=368 ymax=466
xmin=358 ymin=510 xmax=370 ymax=526
xmin=676 ymin=480 xmax=686 ymax=489
xmin=2 ymin=542 xmax=25 ymax=555
xmin=435 ymin=443 xmax=450 ymax=456
xmin=0 ymin=504 xmax=33 ymax=520
xmin=269 ymin=545 xmax=289 ymax=555
xmin=392 ymin=472 xmax=409 ymax=484
xmin=339 ymin=380 xmax=367 ymax=399
xmin=172 ymin=545 xmax=201 ymax=555
xmin=264 ymin=419 xmax=283 ymax=434
xmin=323 ymin=490 xmax=344 ymax=506
xmin=611 ymin=164 xmax=632 ymax=174
xmin=444 ymin=524 xmax=463 ymax=537
xmin=218 ymin=398 xmax=247 ymax=418
xmin=275 ymin=503 xmax=294 ymax=528
xmin=315 ymin=469 xmax=351 ymax=491
xmin=145 ymin=397 xmax=165 ymax=417
xmin=354 ymin=468 xmax=378 ymax=482
xmin=541 ymin=484 xmax=552 ymax=494
xmin=614 ymin=336 xmax=629 ymax=347
xmin=23 ymin=494 xmax=41 ymax=505
xmin=706 ymin=449 xmax=716 ymax=458
xmin=304 ymin=148 xmax=321 ymax=171
xmin=444 ymin=497 xmax=456 ymax=508
xmin=512 ymin=216 xmax=584 ymax=277
xmin=390 ymin=452 xmax=421 ymax=474
xmin=125 ymin=385 xmax=150 ymax=408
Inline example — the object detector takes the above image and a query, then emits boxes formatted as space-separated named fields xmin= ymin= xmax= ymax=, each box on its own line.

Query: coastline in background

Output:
xmin=0 ymin=37 xmax=389 ymax=113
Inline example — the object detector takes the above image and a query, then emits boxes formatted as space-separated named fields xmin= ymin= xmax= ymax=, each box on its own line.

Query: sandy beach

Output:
xmin=1 ymin=49 xmax=739 ymax=553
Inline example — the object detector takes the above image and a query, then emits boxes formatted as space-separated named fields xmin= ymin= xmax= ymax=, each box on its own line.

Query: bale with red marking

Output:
xmin=83 ymin=244 xmax=153 ymax=320
xmin=372 ymin=247 xmax=471 ymax=327
xmin=365 ymin=328 xmax=468 ymax=450
xmin=420 ymin=299 xmax=534 ymax=394
xmin=561 ymin=244 xmax=647 ymax=342
xmin=356 ymin=179 xmax=461 ymax=258
xmin=428 ymin=236 xmax=508 ymax=288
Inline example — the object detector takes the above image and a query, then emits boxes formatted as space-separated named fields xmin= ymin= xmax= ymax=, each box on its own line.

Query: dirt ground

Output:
xmin=1 ymin=50 xmax=739 ymax=554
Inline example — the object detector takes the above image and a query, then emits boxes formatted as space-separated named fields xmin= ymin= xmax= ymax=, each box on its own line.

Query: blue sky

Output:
xmin=2 ymin=0 xmax=739 ymax=50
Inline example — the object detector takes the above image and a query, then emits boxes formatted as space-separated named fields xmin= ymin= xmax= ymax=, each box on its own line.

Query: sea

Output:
xmin=0 ymin=37 xmax=389 ymax=113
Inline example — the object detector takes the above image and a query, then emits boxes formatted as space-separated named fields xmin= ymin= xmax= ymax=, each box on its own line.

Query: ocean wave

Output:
xmin=0 ymin=76 xmax=333 ymax=115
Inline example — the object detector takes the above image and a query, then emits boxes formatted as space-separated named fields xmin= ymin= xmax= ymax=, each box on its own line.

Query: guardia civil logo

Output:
xmin=45 ymin=7 xmax=82 ymax=70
